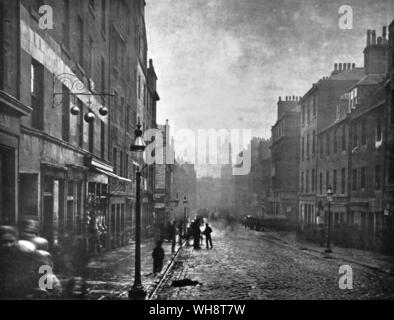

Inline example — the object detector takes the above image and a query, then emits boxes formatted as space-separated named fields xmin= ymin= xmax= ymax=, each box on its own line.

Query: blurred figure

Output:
xmin=152 ymin=240 xmax=165 ymax=275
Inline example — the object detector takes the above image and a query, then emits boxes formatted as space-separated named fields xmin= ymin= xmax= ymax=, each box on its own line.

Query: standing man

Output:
xmin=204 ymin=223 xmax=213 ymax=249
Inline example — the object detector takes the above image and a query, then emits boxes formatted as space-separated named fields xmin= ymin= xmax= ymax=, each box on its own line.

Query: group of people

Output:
xmin=151 ymin=219 xmax=214 ymax=275
xmin=188 ymin=219 xmax=213 ymax=250
xmin=0 ymin=219 xmax=62 ymax=299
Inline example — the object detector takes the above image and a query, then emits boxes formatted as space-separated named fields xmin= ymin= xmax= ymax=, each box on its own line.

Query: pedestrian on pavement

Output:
xmin=152 ymin=240 xmax=165 ymax=275
xmin=170 ymin=221 xmax=177 ymax=253
xmin=203 ymin=223 xmax=213 ymax=249
xmin=192 ymin=220 xmax=201 ymax=250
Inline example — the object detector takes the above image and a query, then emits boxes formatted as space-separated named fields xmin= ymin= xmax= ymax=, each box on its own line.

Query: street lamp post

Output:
xmin=129 ymin=122 xmax=146 ymax=300
xmin=183 ymin=196 xmax=188 ymax=236
xmin=325 ymin=186 xmax=334 ymax=254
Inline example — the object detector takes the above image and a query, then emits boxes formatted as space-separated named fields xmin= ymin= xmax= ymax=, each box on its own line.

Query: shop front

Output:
xmin=0 ymin=91 xmax=31 ymax=225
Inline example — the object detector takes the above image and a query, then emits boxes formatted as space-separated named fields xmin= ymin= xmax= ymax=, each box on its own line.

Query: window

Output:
xmin=341 ymin=168 xmax=346 ymax=194
xmin=101 ymin=57 xmax=106 ymax=91
xmin=312 ymin=169 xmax=315 ymax=192
xmin=353 ymin=123 xmax=358 ymax=148
xmin=88 ymin=119 xmax=94 ymax=153
xmin=342 ymin=125 xmax=346 ymax=151
xmin=375 ymin=165 xmax=381 ymax=190
xmin=306 ymin=170 xmax=309 ymax=193
xmin=319 ymin=172 xmax=323 ymax=195
xmin=77 ymin=17 xmax=84 ymax=67
xmin=125 ymin=153 xmax=129 ymax=178
xmin=301 ymin=106 xmax=305 ymax=126
xmin=361 ymin=119 xmax=366 ymax=145
xmin=307 ymin=107 xmax=310 ymax=123
xmin=352 ymin=169 xmax=357 ymax=190
xmin=326 ymin=132 xmax=330 ymax=155
xmin=301 ymin=137 xmax=305 ymax=160
xmin=319 ymin=135 xmax=323 ymax=158
xmin=301 ymin=172 xmax=304 ymax=193
xmin=113 ymin=148 xmax=117 ymax=174
xmin=313 ymin=95 xmax=317 ymax=117
xmin=360 ymin=167 xmax=366 ymax=189
xmin=31 ymin=59 xmax=44 ymax=130
xmin=333 ymin=170 xmax=337 ymax=194
xmin=306 ymin=134 xmax=310 ymax=158
xmin=100 ymin=121 xmax=105 ymax=159
xmin=326 ymin=170 xmax=330 ymax=190
xmin=376 ymin=117 xmax=382 ymax=142
xmin=312 ymin=131 xmax=316 ymax=156
xmin=62 ymin=85 xmax=70 ymax=142
xmin=101 ymin=0 xmax=106 ymax=33
xmin=120 ymin=150 xmax=124 ymax=177
xmin=333 ymin=129 xmax=337 ymax=153
xmin=350 ymin=88 xmax=357 ymax=109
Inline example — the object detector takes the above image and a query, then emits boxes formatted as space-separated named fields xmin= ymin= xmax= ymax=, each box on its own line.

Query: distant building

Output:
xmin=270 ymin=96 xmax=301 ymax=224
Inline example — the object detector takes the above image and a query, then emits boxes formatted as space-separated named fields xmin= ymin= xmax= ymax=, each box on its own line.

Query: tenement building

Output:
xmin=270 ymin=96 xmax=300 ymax=224
xmin=0 ymin=0 xmax=157 ymax=253
xmin=299 ymin=61 xmax=364 ymax=229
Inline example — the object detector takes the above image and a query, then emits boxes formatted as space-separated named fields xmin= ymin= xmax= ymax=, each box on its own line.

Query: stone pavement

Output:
xmin=155 ymin=224 xmax=394 ymax=300
xmin=260 ymin=230 xmax=394 ymax=275
xmin=58 ymin=238 xmax=182 ymax=300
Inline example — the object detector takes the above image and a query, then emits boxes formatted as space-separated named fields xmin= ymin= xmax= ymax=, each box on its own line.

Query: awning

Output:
xmin=94 ymin=167 xmax=132 ymax=183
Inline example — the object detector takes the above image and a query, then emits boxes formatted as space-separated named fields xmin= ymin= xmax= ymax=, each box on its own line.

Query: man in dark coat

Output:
xmin=204 ymin=223 xmax=213 ymax=249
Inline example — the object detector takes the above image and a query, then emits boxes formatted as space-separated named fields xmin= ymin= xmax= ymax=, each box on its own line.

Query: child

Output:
xmin=152 ymin=240 xmax=165 ymax=275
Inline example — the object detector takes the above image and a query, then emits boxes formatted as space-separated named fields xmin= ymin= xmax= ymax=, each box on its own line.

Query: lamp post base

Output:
xmin=128 ymin=285 xmax=146 ymax=300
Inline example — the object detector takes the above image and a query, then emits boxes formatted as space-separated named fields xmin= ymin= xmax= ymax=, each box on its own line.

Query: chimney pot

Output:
xmin=293 ymin=95 xmax=295 ymax=101
xmin=383 ymin=26 xmax=387 ymax=39
xmin=343 ymin=63 xmax=347 ymax=70
xmin=352 ymin=63 xmax=356 ymax=69
xmin=372 ymin=30 xmax=376 ymax=45
xmin=339 ymin=63 xmax=342 ymax=71
xmin=334 ymin=63 xmax=338 ymax=71
xmin=377 ymin=36 xmax=382 ymax=45
xmin=347 ymin=62 xmax=351 ymax=69
xmin=279 ymin=96 xmax=282 ymax=102
xmin=367 ymin=30 xmax=371 ymax=46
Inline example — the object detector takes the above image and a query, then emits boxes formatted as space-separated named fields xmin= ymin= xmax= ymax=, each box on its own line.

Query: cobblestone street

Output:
xmin=154 ymin=225 xmax=394 ymax=300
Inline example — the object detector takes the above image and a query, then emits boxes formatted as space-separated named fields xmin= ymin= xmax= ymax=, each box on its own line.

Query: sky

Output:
xmin=145 ymin=0 xmax=394 ymax=174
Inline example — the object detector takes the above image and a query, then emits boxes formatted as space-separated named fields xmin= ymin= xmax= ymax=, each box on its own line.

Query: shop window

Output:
xmin=0 ymin=146 xmax=16 ymax=225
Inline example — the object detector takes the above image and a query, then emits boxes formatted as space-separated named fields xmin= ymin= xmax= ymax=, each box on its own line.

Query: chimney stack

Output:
xmin=367 ymin=30 xmax=371 ymax=46
xmin=383 ymin=26 xmax=387 ymax=40
xmin=372 ymin=30 xmax=376 ymax=45
xmin=377 ymin=36 xmax=382 ymax=45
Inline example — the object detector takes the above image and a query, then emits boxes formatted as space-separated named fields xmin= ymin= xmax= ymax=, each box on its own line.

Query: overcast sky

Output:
xmin=145 ymin=0 xmax=393 ymax=171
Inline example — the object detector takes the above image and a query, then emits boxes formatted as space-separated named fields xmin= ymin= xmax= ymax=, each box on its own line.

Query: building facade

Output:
xmin=299 ymin=62 xmax=364 ymax=229
xmin=270 ymin=96 xmax=300 ymax=224
xmin=0 ymin=0 xmax=157 ymax=253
